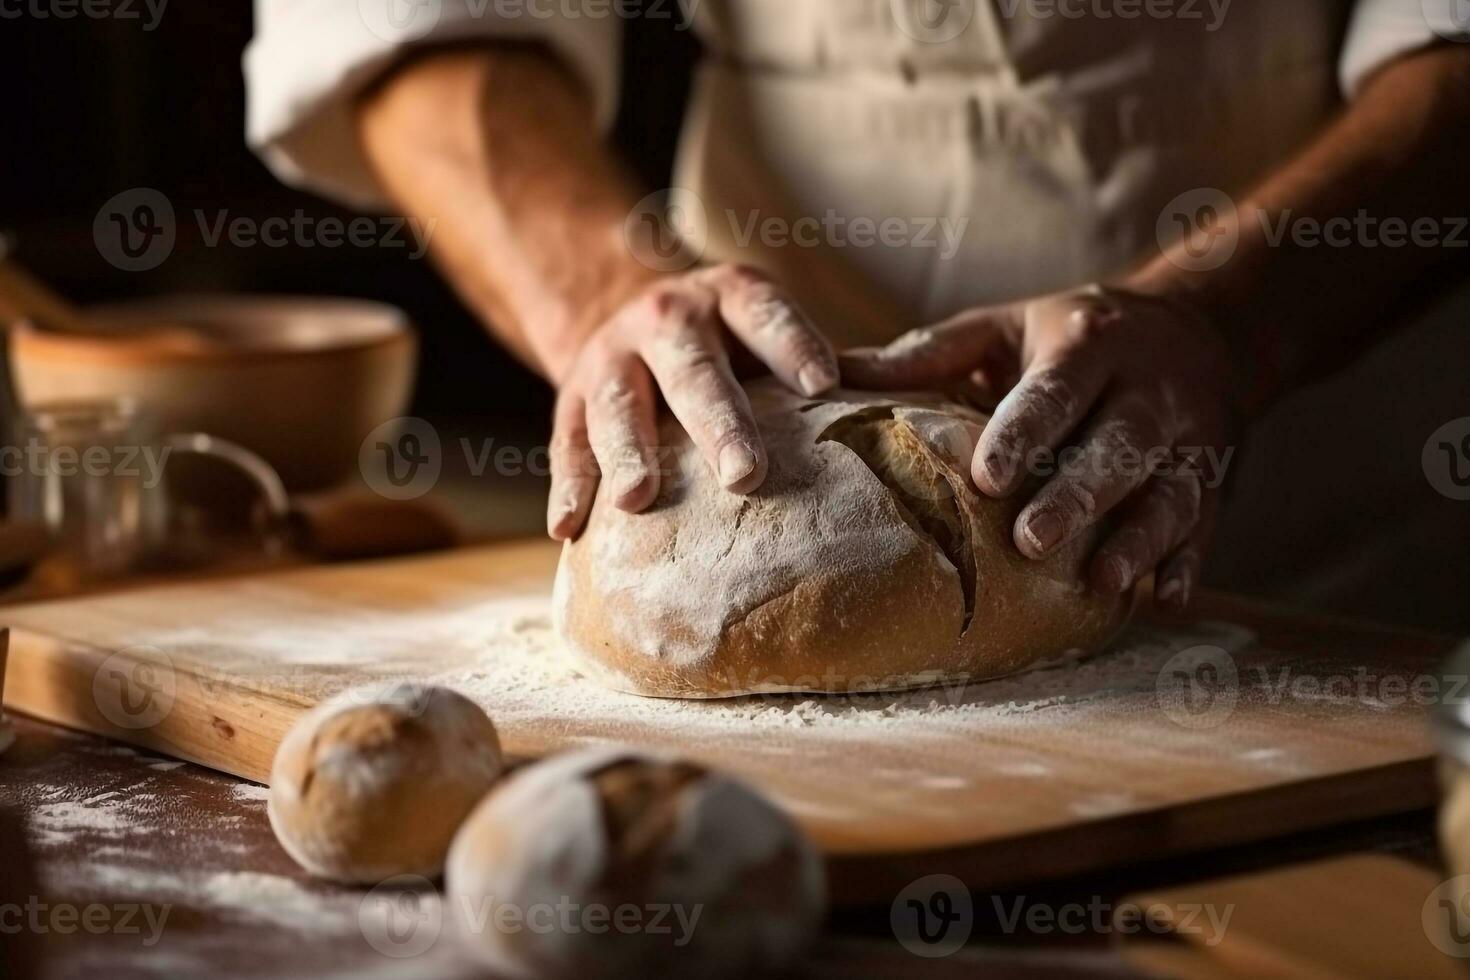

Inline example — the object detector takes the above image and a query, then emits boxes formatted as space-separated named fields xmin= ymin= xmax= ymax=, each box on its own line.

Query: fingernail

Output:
xmin=547 ymin=505 xmax=573 ymax=539
xmin=611 ymin=473 xmax=646 ymax=507
xmin=718 ymin=442 xmax=758 ymax=487
xmin=797 ymin=361 xmax=839 ymax=397
xmin=1157 ymin=569 xmax=1192 ymax=610
xmin=1101 ymin=555 xmax=1133 ymax=593
xmin=1020 ymin=510 xmax=1063 ymax=555
xmin=979 ymin=450 xmax=1017 ymax=495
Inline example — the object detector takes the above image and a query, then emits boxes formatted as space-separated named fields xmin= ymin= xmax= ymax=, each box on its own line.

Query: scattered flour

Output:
xmin=230 ymin=782 xmax=271 ymax=803
xmin=200 ymin=872 xmax=355 ymax=933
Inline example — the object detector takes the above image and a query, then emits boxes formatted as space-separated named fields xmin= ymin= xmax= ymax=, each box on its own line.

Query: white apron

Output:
xmin=675 ymin=0 xmax=1347 ymax=345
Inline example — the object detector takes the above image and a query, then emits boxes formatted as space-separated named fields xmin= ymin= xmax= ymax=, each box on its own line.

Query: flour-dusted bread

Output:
xmin=555 ymin=379 xmax=1134 ymax=698
xmin=268 ymin=683 xmax=505 ymax=883
xmin=445 ymin=748 xmax=825 ymax=979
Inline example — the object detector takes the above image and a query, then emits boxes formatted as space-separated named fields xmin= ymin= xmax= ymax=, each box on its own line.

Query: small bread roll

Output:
xmin=268 ymin=683 xmax=504 ymax=884
xmin=446 ymin=748 xmax=825 ymax=979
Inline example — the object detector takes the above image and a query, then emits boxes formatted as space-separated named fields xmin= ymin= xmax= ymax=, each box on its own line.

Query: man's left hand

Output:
xmin=841 ymin=286 xmax=1236 ymax=611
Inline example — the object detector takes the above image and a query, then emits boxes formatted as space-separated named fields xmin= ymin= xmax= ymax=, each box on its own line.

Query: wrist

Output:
xmin=1110 ymin=266 xmax=1267 ymax=422
xmin=537 ymin=240 xmax=669 ymax=386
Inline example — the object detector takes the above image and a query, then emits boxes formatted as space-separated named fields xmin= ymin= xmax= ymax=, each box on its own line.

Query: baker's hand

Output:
xmin=548 ymin=264 xmax=839 ymax=540
xmin=841 ymin=286 xmax=1235 ymax=610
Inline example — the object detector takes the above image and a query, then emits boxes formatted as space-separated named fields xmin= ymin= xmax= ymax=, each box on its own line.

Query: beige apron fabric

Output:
xmin=675 ymin=0 xmax=1346 ymax=347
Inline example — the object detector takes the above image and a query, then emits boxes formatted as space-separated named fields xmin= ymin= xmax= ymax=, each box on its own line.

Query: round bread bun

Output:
xmin=268 ymin=683 xmax=504 ymax=884
xmin=445 ymin=747 xmax=825 ymax=979
xmin=555 ymin=379 xmax=1135 ymax=698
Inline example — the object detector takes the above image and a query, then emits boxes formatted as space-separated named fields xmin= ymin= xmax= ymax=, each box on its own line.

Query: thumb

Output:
xmin=839 ymin=308 xmax=1013 ymax=390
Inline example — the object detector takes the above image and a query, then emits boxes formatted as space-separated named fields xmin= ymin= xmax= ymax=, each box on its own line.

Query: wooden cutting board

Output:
xmin=0 ymin=539 xmax=1456 ymax=901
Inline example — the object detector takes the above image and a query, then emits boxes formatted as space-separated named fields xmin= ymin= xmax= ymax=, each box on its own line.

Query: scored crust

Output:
xmin=554 ymin=380 xmax=1134 ymax=698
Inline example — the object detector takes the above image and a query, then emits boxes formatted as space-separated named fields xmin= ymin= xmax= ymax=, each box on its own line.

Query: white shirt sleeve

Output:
xmin=245 ymin=1 xmax=623 ymax=210
xmin=1340 ymin=0 xmax=1464 ymax=97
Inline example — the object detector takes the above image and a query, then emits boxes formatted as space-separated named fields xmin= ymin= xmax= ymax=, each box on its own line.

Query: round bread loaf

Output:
xmin=268 ymin=683 xmax=504 ymax=883
xmin=555 ymin=379 xmax=1134 ymax=698
xmin=445 ymin=748 xmax=825 ymax=979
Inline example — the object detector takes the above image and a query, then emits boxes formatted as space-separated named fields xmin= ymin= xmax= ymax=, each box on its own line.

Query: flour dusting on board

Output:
xmin=24 ymin=572 xmax=1402 ymax=847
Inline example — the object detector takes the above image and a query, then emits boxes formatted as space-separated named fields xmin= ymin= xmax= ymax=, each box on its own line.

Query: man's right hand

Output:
xmin=548 ymin=263 xmax=839 ymax=540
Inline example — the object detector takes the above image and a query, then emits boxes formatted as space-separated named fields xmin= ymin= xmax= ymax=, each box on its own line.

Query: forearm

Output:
xmin=1127 ymin=45 xmax=1470 ymax=412
xmin=357 ymin=45 xmax=660 ymax=384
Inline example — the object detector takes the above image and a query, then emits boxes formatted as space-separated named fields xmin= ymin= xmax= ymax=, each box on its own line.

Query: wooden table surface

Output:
xmin=0 ymin=473 xmax=1455 ymax=977
xmin=0 ymin=710 xmax=1441 ymax=979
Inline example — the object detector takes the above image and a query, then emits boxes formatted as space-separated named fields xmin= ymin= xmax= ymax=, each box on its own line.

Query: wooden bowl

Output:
xmin=9 ymin=295 xmax=417 ymax=491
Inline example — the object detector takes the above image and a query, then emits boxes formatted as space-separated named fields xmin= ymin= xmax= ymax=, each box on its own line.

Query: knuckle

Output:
xmin=659 ymin=344 xmax=723 ymax=389
xmin=713 ymin=261 xmax=768 ymax=290
xmin=1021 ymin=372 xmax=1080 ymax=423
xmin=593 ymin=372 xmax=640 ymax=414
xmin=1048 ymin=479 xmax=1098 ymax=526
xmin=1105 ymin=524 xmax=1152 ymax=562
xmin=641 ymin=283 xmax=703 ymax=326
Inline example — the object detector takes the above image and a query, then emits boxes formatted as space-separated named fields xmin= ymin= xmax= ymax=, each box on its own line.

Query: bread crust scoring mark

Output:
xmin=816 ymin=407 xmax=979 ymax=633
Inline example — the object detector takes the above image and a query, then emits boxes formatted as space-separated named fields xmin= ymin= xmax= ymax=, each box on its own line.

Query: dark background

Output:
xmin=0 ymin=6 xmax=698 ymax=431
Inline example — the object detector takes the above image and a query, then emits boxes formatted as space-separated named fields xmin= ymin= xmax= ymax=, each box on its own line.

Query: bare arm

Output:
xmin=357 ymin=47 xmax=838 ymax=538
xmin=1130 ymin=44 xmax=1470 ymax=412
xmin=358 ymin=46 xmax=653 ymax=380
